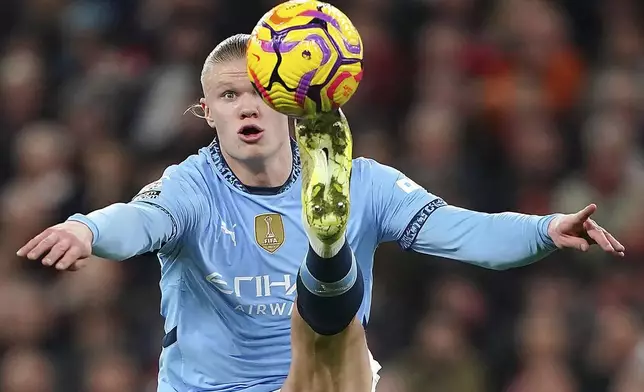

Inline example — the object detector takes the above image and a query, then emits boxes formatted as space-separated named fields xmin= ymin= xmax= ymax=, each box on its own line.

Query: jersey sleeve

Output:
xmin=67 ymin=158 xmax=209 ymax=260
xmin=409 ymin=207 xmax=558 ymax=269
xmin=364 ymin=159 xmax=557 ymax=270
xmin=366 ymin=159 xmax=446 ymax=246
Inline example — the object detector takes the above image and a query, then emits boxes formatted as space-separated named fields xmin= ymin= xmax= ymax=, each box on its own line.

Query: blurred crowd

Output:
xmin=0 ymin=0 xmax=643 ymax=391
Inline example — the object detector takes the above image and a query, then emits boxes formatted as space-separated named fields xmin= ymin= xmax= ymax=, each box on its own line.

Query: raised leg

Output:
xmin=282 ymin=110 xmax=374 ymax=392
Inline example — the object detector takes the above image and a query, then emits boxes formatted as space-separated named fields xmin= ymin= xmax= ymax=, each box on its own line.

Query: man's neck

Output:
xmin=222 ymin=147 xmax=293 ymax=188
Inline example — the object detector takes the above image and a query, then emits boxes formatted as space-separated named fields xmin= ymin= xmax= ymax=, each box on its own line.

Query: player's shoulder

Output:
xmin=134 ymin=148 xmax=213 ymax=203
xmin=351 ymin=157 xmax=379 ymax=174
xmin=351 ymin=157 xmax=403 ymax=181
xmin=351 ymin=157 xmax=430 ymax=197
xmin=162 ymin=148 xmax=212 ymax=185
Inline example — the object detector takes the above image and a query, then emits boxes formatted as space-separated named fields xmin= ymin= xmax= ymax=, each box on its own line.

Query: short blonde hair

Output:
xmin=187 ymin=33 xmax=251 ymax=118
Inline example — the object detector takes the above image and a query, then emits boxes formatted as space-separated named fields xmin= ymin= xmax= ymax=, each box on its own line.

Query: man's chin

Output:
xmin=233 ymin=144 xmax=273 ymax=162
xmin=220 ymin=139 xmax=287 ymax=166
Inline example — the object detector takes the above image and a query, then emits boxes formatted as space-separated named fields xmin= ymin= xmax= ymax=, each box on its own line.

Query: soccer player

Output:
xmin=17 ymin=34 xmax=624 ymax=392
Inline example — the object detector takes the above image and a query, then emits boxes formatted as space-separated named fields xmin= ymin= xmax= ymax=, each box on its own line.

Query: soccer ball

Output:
xmin=246 ymin=0 xmax=363 ymax=118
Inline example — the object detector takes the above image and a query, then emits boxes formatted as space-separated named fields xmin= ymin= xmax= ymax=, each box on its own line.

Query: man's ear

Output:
xmin=200 ymin=98 xmax=216 ymax=128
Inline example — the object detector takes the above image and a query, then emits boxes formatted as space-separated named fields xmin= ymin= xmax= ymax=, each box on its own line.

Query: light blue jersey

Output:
xmin=68 ymin=139 xmax=557 ymax=392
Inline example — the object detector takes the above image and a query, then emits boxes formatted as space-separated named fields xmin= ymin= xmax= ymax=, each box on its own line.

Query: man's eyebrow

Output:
xmin=212 ymin=74 xmax=246 ymax=89
xmin=212 ymin=81 xmax=234 ymax=89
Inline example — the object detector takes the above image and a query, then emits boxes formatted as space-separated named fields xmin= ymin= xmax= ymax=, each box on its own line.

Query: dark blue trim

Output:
xmin=398 ymin=198 xmax=447 ymax=250
xmin=162 ymin=326 xmax=178 ymax=348
xmin=208 ymin=137 xmax=301 ymax=195
xmin=139 ymin=201 xmax=178 ymax=243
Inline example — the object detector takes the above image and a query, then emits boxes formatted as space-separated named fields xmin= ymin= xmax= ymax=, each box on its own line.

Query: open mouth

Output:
xmin=238 ymin=125 xmax=264 ymax=136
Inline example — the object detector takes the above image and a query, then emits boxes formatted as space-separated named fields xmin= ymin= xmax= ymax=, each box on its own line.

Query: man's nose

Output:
xmin=239 ymin=95 xmax=260 ymax=119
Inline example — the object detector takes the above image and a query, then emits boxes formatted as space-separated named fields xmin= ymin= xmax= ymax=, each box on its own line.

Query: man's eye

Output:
xmin=222 ymin=91 xmax=236 ymax=99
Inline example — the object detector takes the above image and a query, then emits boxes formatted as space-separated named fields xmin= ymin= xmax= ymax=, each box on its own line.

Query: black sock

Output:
xmin=296 ymin=241 xmax=364 ymax=336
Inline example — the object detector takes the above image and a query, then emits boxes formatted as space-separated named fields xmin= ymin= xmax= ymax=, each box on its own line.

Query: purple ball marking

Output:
xmin=280 ymin=24 xmax=347 ymax=92
xmin=259 ymin=38 xmax=299 ymax=53
xmin=258 ymin=22 xmax=332 ymax=63
xmin=342 ymin=39 xmax=361 ymax=56
xmin=260 ymin=33 xmax=330 ymax=65
xmin=295 ymin=69 xmax=316 ymax=106
xmin=300 ymin=10 xmax=341 ymax=30
xmin=261 ymin=21 xmax=277 ymax=34
xmin=257 ymin=15 xmax=362 ymax=107
xmin=304 ymin=34 xmax=331 ymax=65
xmin=299 ymin=10 xmax=361 ymax=55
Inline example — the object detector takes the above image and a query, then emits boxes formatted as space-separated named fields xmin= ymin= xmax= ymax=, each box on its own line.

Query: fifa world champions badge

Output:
xmin=255 ymin=213 xmax=285 ymax=253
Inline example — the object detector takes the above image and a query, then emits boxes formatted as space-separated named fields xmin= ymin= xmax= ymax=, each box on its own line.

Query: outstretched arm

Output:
xmin=17 ymin=162 xmax=207 ymax=269
xmin=67 ymin=201 xmax=178 ymax=260
xmin=17 ymin=202 xmax=176 ymax=268
xmin=368 ymin=159 xmax=625 ymax=270
xmin=407 ymin=203 xmax=624 ymax=269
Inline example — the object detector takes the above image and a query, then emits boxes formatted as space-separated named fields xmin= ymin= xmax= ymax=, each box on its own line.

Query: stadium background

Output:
xmin=0 ymin=0 xmax=643 ymax=391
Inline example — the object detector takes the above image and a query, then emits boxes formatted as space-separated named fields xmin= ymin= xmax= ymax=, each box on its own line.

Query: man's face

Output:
xmin=201 ymin=58 xmax=290 ymax=164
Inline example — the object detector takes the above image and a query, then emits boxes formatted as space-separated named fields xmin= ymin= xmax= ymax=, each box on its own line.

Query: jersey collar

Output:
xmin=208 ymin=137 xmax=301 ymax=194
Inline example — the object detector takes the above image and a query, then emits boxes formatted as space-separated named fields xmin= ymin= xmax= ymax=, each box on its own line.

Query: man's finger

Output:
xmin=17 ymin=230 xmax=50 ymax=257
xmin=587 ymin=227 xmax=616 ymax=254
xmin=602 ymin=230 xmax=625 ymax=256
xmin=605 ymin=231 xmax=625 ymax=253
xmin=55 ymin=247 xmax=82 ymax=270
xmin=559 ymin=235 xmax=590 ymax=252
xmin=574 ymin=204 xmax=597 ymax=222
xmin=67 ymin=258 xmax=89 ymax=271
xmin=26 ymin=233 xmax=59 ymax=260
xmin=585 ymin=220 xmax=625 ymax=256
xmin=42 ymin=240 xmax=71 ymax=266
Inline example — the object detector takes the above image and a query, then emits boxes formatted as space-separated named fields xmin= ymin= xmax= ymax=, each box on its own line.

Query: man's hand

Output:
xmin=548 ymin=204 xmax=625 ymax=256
xmin=17 ymin=221 xmax=93 ymax=270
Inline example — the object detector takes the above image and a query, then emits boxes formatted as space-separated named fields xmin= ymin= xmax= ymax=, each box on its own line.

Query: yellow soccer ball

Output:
xmin=247 ymin=0 xmax=363 ymax=118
